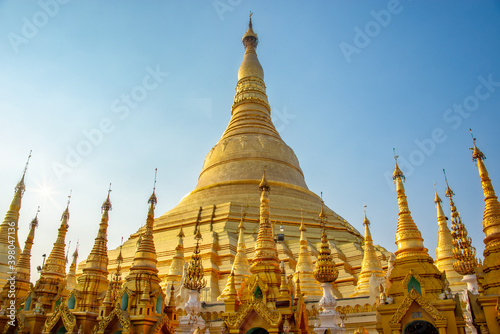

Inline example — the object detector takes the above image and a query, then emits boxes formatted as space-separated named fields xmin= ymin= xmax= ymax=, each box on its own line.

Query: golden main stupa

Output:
xmin=93 ymin=17 xmax=392 ymax=304
xmin=0 ymin=17 xmax=500 ymax=334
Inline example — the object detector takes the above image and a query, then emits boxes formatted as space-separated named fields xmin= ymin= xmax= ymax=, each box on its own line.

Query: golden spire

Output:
xmin=252 ymin=170 xmax=278 ymax=267
xmin=104 ymin=240 xmax=124 ymax=307
xmin=167 ymin=224 xmax=185 ymax=277
xmin=279 ymin=260 xmax=289 ymax=296
xmin=239 ymin=14 xmax=263 ymax=81
xmin=352 ymin=207 xmax=384 ymax=296
xmin=0 ymin=151 xmax=31 ymax=285
xmin=221 ymin=15 xmax=276 ymax=141
xmin=233 ymin=207 xmax=251 ymax=277
xmin=434 ymin=184 xmax=453 ymax=265
xmin=385 ymin=153 xmax=445 ymax=302
xmin=75 ymin=185 xmax=112 ymax=312
xmin=17 ymin=207 xmax=39 ymax=279
xmin=443 ymin=170 xmax=479 ymax=276
xmin=42 ymin=193 xmax=71 ymax=277
xmin=294 ymin=209 xmax=322 ymax=298
xmin=130 ymin=172 xmax=158 ymax=273
xmin=392 ymin=150 xmax=427 ymax=258
xmin=218 ymin=207 xmax=251 ymax=301
xmin=313 ymin=201 xmax=338 ymax=283
xmin=470 ymin=131 xmax=500 ymax=294
xmin=435 ymin=185 xmax=454 ymax=263
xmin=183 ymin=225 xmax=206 ymax=292
xmin=0 ymin=207 xmax=38 ymax=305
xmin=66 ymin=243 xmax=78 ymax=290
xmin=120 ymin=170 xmax=162 ymax=316
xmin=249 ymin=170 xmax=281 ymax=301
xmin=34 ymin=193 xmax=71 ymax=311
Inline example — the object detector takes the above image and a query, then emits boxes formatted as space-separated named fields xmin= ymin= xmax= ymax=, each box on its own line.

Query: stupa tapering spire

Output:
xmin=435 ymin=186 xmax=454 ymax=263
xmin=470 ymin=132 xmax=500 ymax=294
xmin=0 ymin=207 xmax=38 ymax=306
xmin=392 ymin=151 xmax=427 ymax=258
xmin=219 ymin=16 xmax=278 ymax=143
xmin=434 ymin=184 xmax=454 ymax=266
xmin=385 ymin=153 xmax=445 ymax=302
xmin=75 ymin=185 xmax=112 ymax=312
xmin=0 ymin=151 xmax=31 ymax=286
xmin=34 ymin=193 xmax=71 ymax=311
xmin=131 ymin=172 xmax=158 ymax=273
xmin=66 ymin=243 xmax=79 ymax=290
xmin=242 ymin=169 xmax=282 ymax=302
xmin=252 ymin=169 xmax=278 ymax=266
xmin=43 ymin=193 xmax=71 ymax=277
xmin=167 ymin=224 xmax=185 ymax=278
xmin=218 ymin=207 xmax=251 ymax=301
xmin=443 ymin=171 xmax=479 ymax=276
xmin=294 ymin=210 xmax=322 ymax=298
xmin=17 ymin=207 xmax=39 ymax=278
xmin=352 ymin=207 xmax=384 ymax=296
xmin=103 ymin=240 xmax=124 ymax=308
xmin=433 ymin=175 xmax=466 ymax=293
xmin=233 ymin=207 xmax=251 ymax=277
xmin=120 ymin=170 xmax=163 ymax=317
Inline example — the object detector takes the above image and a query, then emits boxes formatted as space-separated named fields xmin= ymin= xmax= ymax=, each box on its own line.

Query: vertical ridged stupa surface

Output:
xmin=434 ymin=188 xmax=465 ymax=293
xmin=293 ymin=217 xmax=322 ymax=299
xmin=351 ymin=212 xmax=384 ymax=296
xmin=34 ymin=202 xmax=70 ymax=311
xmin=0 ymin=153 xmax=30 ymax=287
xmin=472 ymin=139 xmax=500 ymax=294
xmin=91 ymin=17 xmax=390 ymax=302
xmin=387 ymin=161 xmax=444 ymax=302
xmin=75 ymin=191 xmax=111 ymax=313
xmin=0 ymin=212 xmax=37 ymax=307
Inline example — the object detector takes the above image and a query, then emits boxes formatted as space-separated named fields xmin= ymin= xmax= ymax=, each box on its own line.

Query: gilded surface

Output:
xmin=95 ymin=307 xmax=131 ymax=333
xmin=313 ymin=203 xmax=339 ymax=284
xmin=150 ymin=313 xmax=175 ymax=334
xmin=388 ymin=288 xmax=445 ymax=325
xmin=472 ymin=139 xmax=500 ymax=295
xmin=434 ymin=188 xmax=466 ymax=293
xmin=226 ymin=299 xmax=281 ymax=328
xmin=43 ymin=302 xmax=76 ymax=333
xmin=444 ymin=179 xmax=480 ymax=276
xmin=352 ymin=212 xmax=385 ymax=296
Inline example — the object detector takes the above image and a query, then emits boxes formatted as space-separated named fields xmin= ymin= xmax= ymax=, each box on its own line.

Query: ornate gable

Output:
xmin=225 ymin=299 xmax=282 ymax=329
xmin=389 ymin=288 xmax=445 ymax=325
xmin=43 ymin=302 xmax=77 ymax=333
xmin=95 ymin=307 xmax=132 ymax=334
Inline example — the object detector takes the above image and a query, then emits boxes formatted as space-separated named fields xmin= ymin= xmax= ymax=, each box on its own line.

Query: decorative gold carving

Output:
xmin=389 ymin=288 xmax=446 ymax=325
xmin=444 ymin=176 xmax=480 ymax=276
xmin=313 ymin=201 xmax=338 ymax=283
xmin=95 ymin=307 xmax=131 ymax=333
xmin=43 ymin=301 xmax=77 ymax=333
xmin=150 ymin=313 xmax=175 ymax=334
xmin=226 ymin=299 xmax=281 ymax=328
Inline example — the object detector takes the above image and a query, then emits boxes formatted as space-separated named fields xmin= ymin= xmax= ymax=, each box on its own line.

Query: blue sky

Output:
xmin=1 ymin=1 xmax=500 ymax=280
